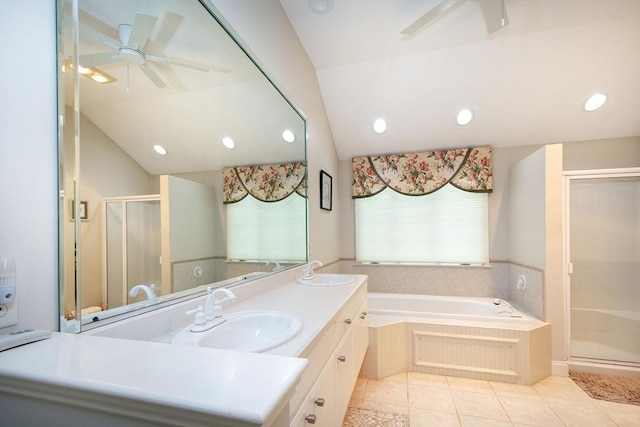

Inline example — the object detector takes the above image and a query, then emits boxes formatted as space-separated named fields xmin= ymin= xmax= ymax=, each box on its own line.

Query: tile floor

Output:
xmin=347 ymin=372 xmax=640 ymax=426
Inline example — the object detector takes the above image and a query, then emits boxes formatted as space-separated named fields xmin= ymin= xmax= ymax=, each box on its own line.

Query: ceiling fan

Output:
xmin=401 ymin=0 xmax=509 ymax=36
xmin=78 ymin=12 xmax=210 ymax=88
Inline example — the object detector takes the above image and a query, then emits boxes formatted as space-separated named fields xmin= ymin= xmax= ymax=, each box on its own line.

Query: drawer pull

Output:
xmin=314 ymin=398 xmax=325 ymax=407
xmin=305 ymin=414 xmax=317 ymax=424
xmin=344 ymin=318 xmax=352 ymax=324
xmin=338 ymin=355 xmax=346 ymax=362
xmin=360 ymin=313 xmax=366 ymax=319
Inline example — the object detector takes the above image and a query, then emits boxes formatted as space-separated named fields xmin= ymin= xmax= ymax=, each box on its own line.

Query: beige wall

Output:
xmin=544 ymin=145 xmax=565 ymax=362
xmin=70 ymin=110 xmax=155 ymax=310
xmin=563 ymin=136 xmax=640 ymax=171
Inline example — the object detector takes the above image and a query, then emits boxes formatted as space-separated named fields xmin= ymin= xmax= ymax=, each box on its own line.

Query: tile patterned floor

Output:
xmin=346 ymin=372 xmax=640 ymax=426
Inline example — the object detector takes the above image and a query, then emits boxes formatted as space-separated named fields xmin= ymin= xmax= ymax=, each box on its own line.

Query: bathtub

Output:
xmin=367 ymin=293 xmax=526 ymax=320
xmin=361 ymin=293 xmax=552 ymax=385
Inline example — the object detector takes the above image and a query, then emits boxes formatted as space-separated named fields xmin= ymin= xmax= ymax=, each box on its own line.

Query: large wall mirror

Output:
xmin=58 ymin=0 xmax=307 ymax=332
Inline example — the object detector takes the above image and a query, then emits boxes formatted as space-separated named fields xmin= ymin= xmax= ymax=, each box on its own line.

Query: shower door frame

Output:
xmin=102 ymin=194 xmax=161 ymax=309
xmin=563 ymin=167 xmax=640 ymax=367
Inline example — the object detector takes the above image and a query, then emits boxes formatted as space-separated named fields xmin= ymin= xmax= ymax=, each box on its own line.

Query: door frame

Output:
xmin=563 ymin=167 xmax=640 ymax=364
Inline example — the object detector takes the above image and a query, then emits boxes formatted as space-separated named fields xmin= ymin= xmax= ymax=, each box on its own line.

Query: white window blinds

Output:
xmin=355 ymin=184 xmax=488 ymax=265
xmin=226 ymin=193 xmax=306 ymax=262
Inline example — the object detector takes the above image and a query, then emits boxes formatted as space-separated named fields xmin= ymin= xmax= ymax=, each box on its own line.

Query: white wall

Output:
xmin=0 ymin=0 xmax=58 ymax=332
xmin=508 ymin=147 xmax=547 ymax=268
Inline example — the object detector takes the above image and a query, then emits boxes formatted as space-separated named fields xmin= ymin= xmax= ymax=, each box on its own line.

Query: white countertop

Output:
xmin=0 ymin=332 xmax=307 ymax=426
xmin=156 ymin=278 xmax=368 ymax=358
xmin=0 ymin=273 xmax=368 ymax=426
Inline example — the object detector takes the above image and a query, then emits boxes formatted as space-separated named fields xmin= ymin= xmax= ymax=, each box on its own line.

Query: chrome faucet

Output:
xmin=266 ymin=259 xmax=283 ymax=271
xmin=204 ymin=287 xmax=236 ymax=322
xmin=492 ymin=298 xmax=521 ymax=317
xmin=129 ymin=284 xmax=157 ymax=305
xmin=302 ymin=260 xmax=323 ymax=280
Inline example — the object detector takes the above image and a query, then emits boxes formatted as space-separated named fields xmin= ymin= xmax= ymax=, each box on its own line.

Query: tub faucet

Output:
xmin=266 ymin=260 xmax=283 ymax=271
xmin=129 ymin=284 xmax=157 ymax=305
xmin=204 ymin=287 xmax=236 ymax=322
xmin=303 ymin=260 xmax=323 ymax=279
xmin=492 ymin=298 xmax=521 ymax=318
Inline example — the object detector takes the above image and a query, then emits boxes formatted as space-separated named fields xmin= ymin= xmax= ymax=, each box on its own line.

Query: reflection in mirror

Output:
xmin=58 ymin=0 xmax=307 ymax=332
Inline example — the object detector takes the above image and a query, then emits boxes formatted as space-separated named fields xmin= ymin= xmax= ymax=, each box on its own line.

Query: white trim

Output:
xmin=552 ymin=361 xmax=569 ymax=377
xmin=563 ymin=167 xmax=640 ymax=178
xmin=567 ymin=359 xmax=640 ymax=378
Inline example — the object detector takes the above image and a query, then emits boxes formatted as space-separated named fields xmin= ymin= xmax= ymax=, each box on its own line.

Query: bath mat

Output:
xmin=342 ymin=407 xmax=408 ymax=427
xmin=569 ymin=370 xmax=640 ymax=406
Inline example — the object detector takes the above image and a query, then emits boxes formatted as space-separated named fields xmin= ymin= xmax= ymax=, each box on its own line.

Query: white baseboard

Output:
xmin=567 ymin=360 xmax=640 ymax=378
xmin=552 ymin=361 xmax=569 ymax=377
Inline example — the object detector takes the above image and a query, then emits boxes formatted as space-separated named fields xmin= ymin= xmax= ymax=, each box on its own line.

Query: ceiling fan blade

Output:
xmin=145 ymin=55 xmax=211 ymax=73
xmin=138 ymin=63 xmax=169 ymax=88
xmin=478 ymin=0 xmax=509 ymax=34
xmin=63 ymin=15 xmax=120 ymax=51
xmin=127 ymin=13 xmax=157 ymax=49
xmin=151 ymin=12 xmax=184 ymax=49
xmin=401 ymin=0 xmax=460 ymax=35
xmin=80 ymin=52 xmax=121 ymax=67
xmin=63 ymin=4 xmax=119 ymax=48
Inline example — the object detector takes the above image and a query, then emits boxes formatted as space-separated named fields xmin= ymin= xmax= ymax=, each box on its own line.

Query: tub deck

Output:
xmin=361 ymin=294 xmax=552 ymax=385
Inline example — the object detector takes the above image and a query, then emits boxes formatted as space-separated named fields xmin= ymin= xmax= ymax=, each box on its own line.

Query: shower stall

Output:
xmin=104 ymin=196 xmax=161 ymax=309
xmin=566 ymin=169 xmax=640 ymax=368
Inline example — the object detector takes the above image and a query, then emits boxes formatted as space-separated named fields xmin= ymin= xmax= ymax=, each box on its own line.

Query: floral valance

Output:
xmin=352 ymin=146 xmax=492 ymax=198
xmin=223 ymin=162 xmax=306 ymax=203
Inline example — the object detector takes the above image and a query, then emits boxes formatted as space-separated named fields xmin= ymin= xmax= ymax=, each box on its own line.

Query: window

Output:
xmin=355 ymin=184 xmax=488 ymax=265
xmin=226 ymin=193 xmax=306 ymax=262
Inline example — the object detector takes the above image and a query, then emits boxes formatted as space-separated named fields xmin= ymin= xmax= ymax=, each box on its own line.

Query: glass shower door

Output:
xmin=105 ymin=198 xmax=161 ymax=309
xmin=569 ymin=173 xmax=640 ymax=365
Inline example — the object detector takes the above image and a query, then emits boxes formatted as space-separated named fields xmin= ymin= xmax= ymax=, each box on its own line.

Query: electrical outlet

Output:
xmin=0 ymin=296 xmax=18 ymax=328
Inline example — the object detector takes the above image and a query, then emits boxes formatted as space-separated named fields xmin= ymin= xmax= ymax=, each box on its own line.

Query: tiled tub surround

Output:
xmin=323 ymin=260 xmax=544 ymax=319
xmin=172 ymin=258 xmax=284 ymax=292
xmin=0 ymin=269 xmax=369 ymax=426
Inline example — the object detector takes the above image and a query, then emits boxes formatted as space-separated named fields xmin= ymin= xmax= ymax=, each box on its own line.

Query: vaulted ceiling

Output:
xmin=279 ymin=0 xmax=640 ymax=159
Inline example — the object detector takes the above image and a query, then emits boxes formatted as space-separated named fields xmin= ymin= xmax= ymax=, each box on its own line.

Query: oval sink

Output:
xmin=297 ymin=274 xmax=354 ymax=287
xmin=172 ymin=311 xmax=302 ymax=353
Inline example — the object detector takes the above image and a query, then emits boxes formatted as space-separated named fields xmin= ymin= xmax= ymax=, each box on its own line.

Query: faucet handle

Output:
xmin=187 ymin=305 xmax=207 ymax=326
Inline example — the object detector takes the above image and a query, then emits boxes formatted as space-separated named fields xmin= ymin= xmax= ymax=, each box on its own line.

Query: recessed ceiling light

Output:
xmin=373 ymin=118 xmax=387 ymax=134
xmin=90 ymin=74 xmax=109 ymax=83
xmin=308 ymin=0 xmax=334 ymax=14
xmin=153 ymin=144 xmax=167 ymax=155
xmin=222 ymin=137 xmax=235 ymax=149
xmin=583 ymin=93 xmax=607 ymax=112
xmin=456 ymin=109 xmax=474 ymax=126
xmin=282 ymin=129 xmax=296 ymax=143
xmin=63 ymin=60 xmax=116 ymax=84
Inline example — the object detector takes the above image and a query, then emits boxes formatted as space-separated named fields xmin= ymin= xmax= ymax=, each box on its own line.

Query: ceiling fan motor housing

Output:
xmin=117 ymin=23 xmax=146 ymax=65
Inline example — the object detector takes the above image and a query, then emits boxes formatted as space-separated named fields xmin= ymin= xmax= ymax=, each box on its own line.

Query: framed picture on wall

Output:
xmin=320 ymin=170 xmax=332 ymax=211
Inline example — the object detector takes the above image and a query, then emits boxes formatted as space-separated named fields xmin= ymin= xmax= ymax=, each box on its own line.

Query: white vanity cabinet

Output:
xmin=291 ymin=289 xmax=368 ymax=426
